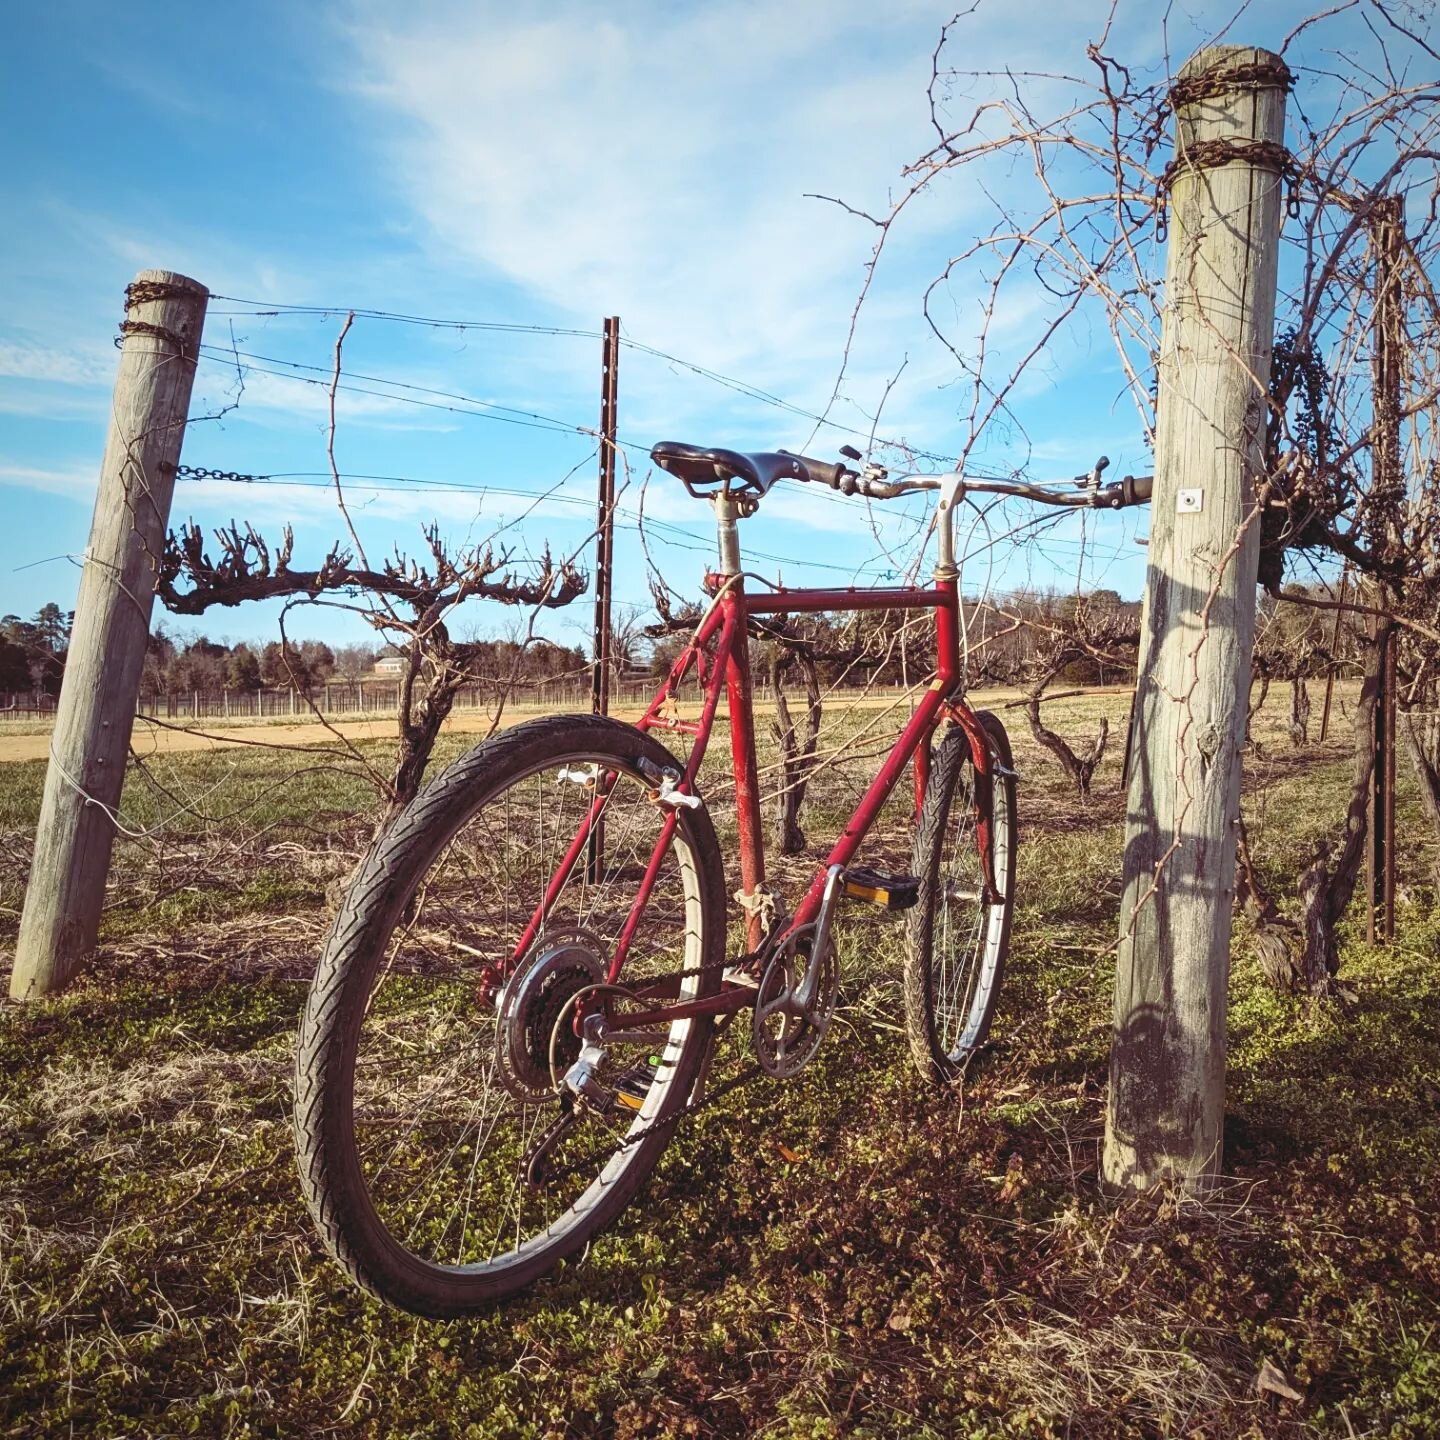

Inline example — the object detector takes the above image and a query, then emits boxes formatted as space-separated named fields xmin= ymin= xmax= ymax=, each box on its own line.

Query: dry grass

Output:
xmin=0 ymin=682 xmax=1435 ymax=1437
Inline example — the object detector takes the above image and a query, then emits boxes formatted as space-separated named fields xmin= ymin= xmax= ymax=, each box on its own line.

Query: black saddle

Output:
xmin=651 ymin=441 xmax=807 ymax=501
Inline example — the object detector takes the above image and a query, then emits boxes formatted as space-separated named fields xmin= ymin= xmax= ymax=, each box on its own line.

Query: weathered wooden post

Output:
xmin=1102 ymin=49 xmax=1288 ymax=1191
xmin=10 ymin=271 xmax=208 ymax=1000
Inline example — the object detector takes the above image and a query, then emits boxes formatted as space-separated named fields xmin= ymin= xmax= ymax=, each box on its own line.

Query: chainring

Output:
xmin=751 ymin=926 xmax=838 ymax=1079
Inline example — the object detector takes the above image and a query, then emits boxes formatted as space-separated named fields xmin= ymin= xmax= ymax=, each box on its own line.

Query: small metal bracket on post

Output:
xmin=1176 ymin=488 xmax=1204 ymax=513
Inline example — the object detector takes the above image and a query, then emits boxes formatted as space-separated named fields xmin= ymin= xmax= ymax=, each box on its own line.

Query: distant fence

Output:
xmin=0 ymin=675 xmax=962 ymax=724
xmin=0 ymin=676 xmax=782 ymax=723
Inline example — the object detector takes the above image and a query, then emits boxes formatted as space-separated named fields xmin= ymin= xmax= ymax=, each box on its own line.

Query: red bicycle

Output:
xmin=294 ymin=439 xmax=1151 ymax=1316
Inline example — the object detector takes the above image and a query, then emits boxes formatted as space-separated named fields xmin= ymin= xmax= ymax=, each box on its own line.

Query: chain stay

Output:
xmin=524 ymin=1052 xmax=766 ymax=1187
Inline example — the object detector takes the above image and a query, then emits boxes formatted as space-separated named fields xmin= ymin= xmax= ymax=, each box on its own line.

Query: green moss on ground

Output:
xmin=1 ymin=690 xmax=1437 ymax=1437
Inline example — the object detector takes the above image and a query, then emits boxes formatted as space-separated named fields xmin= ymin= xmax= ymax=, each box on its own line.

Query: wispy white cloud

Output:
xmin=339 ymin=0 xmax=981 ymax=392
xmin=334 ymin=0 xmax=1323 ymax=474
xmin=0 ymin=340 xmax=115 ymax=387
xmin=0 ymin=460 xmax=97 ymax=502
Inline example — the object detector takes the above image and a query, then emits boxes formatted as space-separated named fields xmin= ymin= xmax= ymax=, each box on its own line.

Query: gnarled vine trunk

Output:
xmin=1292 ymin=621 xmax=1390 ymax=991
xmin=1288 ymin=675 xmax=1312 ymax=746
xmin=1023 ymin=690 xmax=1109 ymax=797
xmin=770 ymin=648 xmax=821 ymax=854
xmin=1400 ymin=708 xmax=1440 ymax=892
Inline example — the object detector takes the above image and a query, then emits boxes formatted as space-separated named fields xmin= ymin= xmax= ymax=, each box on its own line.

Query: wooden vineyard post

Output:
xmin=1102 ymin=49 xmax=1288 ymax=1192
xmin=10 ymin=271 xmax=208 ymax=1000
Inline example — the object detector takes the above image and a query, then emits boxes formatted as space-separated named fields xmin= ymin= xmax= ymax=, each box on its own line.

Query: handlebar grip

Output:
xmin=777 ymin=449 xmax=853 ymax=489
xmin=1096 ymin=473 xmax=1153 ymax=508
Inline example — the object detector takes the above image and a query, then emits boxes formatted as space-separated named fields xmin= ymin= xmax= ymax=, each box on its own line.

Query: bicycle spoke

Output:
xmin=333 ymin=740 xmax=713 ymax=1282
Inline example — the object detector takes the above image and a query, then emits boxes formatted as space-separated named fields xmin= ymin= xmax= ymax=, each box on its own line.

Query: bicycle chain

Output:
xmin=524 ymin=1045 xmax=766 ymax=1187
xmin=522 ymin=952 xmax=770 ymax=1185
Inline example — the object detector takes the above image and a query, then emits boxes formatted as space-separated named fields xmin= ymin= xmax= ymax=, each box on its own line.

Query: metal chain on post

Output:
xmin=173 ymin=464 xmax=271 ymax=483
xmin=1157 ymin=137 xmax=1301 ymax=241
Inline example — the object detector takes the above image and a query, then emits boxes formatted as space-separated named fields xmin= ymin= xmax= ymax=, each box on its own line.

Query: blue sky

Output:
xmin=0 ymin=0 xmax=1385 ymax=648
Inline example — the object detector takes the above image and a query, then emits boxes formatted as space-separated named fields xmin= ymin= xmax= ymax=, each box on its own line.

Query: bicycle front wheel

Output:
xmin=294 ymin=714 xmax=725 ymax=1316
xmin=905 ymin=712 xmax=1017 ymax=1082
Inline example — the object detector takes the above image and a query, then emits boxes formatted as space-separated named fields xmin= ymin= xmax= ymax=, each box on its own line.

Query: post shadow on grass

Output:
xmin=1106 ymin=554 xmax=1255 ymax=1193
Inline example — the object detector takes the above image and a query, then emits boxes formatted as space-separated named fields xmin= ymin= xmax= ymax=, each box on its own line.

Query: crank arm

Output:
xmin=794 ymin=865 xmax=844 ymax=1015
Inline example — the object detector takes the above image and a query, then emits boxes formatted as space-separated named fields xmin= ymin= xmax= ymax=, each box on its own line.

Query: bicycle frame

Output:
xmin=507 ymin=507 xmax=1001 ymax=1032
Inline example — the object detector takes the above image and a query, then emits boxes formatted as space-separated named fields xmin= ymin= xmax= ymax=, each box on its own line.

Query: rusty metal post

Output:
xmin=1382 ymin=628 xmax=1397 ymax=938
xmin=591 ymin=317 xmax=620 ymax=718
xmin=1368 ymin=626 xmax=1398 ymax=942
xmin=1317 ymin=568 xmax=1348 ymax=743
xmin=588 ymin=317 xmax=619 ymax=881
xmin=1366 ymin=616 xmax=1380 ymax=943
xmin=1365 ymin=196 xmax=1404 ymax=943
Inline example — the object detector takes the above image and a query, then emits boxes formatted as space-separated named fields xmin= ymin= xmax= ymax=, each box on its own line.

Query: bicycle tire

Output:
xmin=904 ymin=712 xmax=1018 ymax=1082
xmin=294 ymin=714 xmax=726 ymax=1316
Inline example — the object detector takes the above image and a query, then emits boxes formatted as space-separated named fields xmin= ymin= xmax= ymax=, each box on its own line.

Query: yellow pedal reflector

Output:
xmin=841 ymin=867 xmax=920 ymax=911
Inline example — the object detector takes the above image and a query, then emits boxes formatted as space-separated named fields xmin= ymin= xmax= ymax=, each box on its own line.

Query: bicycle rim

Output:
xmin=909 ymin=720 xmax=1016 ymax=1072
xmin=303 ymin=720 xmax=721 ymax=1309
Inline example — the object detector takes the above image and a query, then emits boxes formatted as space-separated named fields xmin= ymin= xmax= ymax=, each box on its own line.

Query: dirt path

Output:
xmin=0 ymin=687 xmax=1125 ymax=765
xmin=0 ymin=707 xmax=641 ymax=765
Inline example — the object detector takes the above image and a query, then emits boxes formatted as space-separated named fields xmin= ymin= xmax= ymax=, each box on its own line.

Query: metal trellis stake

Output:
xmin=1365 ymin=195 xmax=1404 ymax=945
xmin=591 ymin=317 xmax=620 ymax=718
xmin=588 ymin=316 xmax=619 ymax=881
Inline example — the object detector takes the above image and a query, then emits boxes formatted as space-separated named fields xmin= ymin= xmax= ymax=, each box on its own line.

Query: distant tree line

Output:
xmin=139 ymin=630 xmax=590 ymax=700
xmin=1 ymin=603 xmax=589 ymax=702
xmin=0 ymin=605 xmax=72 ymax=694
xmin=646 ymin=589 xmax=1146 ymax=691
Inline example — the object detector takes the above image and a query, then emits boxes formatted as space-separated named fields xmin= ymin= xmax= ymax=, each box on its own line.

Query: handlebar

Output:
xmin=778 ymin=449 xmax=1152 ymax=510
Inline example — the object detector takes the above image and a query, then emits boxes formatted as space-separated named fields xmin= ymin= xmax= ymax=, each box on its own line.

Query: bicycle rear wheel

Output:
xmin=904 ymin=712 xmax=1017 ymax=1082
xmin=294 ymin=714 xmax=725 ymax=1316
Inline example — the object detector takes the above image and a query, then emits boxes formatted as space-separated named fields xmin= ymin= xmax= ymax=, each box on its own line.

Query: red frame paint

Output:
xmin=516 ymin=569 xmax=1000 ymax=1027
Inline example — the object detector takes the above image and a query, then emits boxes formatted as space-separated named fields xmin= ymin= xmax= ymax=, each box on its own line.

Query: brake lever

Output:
xmin=1073 ymin=454 xmax=1110 ymax=494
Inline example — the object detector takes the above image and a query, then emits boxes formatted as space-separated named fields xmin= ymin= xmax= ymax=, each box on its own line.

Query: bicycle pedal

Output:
xmin=841 ymin=867 xmax=920 ymax=911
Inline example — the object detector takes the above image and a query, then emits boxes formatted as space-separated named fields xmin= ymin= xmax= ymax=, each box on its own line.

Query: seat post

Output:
xmin=712 ymin=491 xmax=743 ymax=576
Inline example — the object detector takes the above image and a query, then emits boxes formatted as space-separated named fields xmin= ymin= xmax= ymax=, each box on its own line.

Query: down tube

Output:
xmin=726 ymin=586 xmax=767 ymax=950
xmin=791 ymin=684 xmax=950 ymax=926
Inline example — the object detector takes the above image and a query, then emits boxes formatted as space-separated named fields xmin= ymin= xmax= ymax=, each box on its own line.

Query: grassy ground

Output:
xmin=1 ymin=686 xmax=1437 ymax=1438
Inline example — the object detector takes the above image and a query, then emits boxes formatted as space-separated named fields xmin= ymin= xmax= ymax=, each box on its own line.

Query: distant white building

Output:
xmin=373 ymin=655 xmax=406 ymax=676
